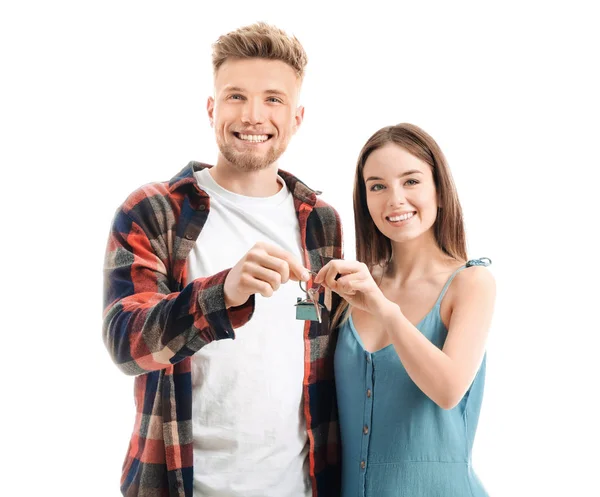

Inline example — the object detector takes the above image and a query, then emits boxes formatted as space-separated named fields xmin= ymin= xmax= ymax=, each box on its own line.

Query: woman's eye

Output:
xmin=369 ymin=184 xmax=385 ymax=192
xmin=405 ymin=179 xmax=419 ymax=186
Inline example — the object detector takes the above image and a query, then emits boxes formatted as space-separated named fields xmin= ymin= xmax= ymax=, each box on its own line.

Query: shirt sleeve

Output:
xmin=102 ymin=208 xmax=254 ymax=376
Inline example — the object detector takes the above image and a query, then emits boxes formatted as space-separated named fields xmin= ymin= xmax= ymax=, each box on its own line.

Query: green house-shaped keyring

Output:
xmin=295 ymin=280 xmax=324 ymax=323
xmin=295 ymin=297 xmax=324 ymax=322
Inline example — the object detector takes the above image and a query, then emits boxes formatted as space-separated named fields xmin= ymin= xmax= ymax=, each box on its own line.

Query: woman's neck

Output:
xmin=385 ymin=232 xmax=458 ymax=285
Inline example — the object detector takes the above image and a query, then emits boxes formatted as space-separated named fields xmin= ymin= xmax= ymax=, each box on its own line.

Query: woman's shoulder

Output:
xmin=451 ymin=260 xmax=496 ymax=300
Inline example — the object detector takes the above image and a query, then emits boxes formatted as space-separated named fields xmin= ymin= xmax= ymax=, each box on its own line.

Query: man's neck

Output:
xmin=209 ymin=159 xmax=282 ymax=197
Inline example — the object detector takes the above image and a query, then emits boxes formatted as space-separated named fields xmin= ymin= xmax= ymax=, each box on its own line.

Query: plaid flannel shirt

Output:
xmin=103 ymin=162 xmax=343 ymax=497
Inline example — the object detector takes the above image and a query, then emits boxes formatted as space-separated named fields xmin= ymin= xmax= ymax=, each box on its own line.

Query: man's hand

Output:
xmin=224 ymin=241 xmax=310 ymax=308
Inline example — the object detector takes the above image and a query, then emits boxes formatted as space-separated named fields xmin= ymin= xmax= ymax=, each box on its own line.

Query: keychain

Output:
xmin=295 ymin=271 xmax=324 ymax=323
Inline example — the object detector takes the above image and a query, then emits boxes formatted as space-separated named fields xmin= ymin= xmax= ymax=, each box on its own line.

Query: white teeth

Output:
xmin=388 ymin=212 xmax=415 ymax=222
xmin=238 ymin=133 xmax=269 ymax=142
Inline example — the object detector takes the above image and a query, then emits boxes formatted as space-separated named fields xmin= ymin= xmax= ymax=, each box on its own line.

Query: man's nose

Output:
xmin=241 ymin=99 xmax=265 ymax=125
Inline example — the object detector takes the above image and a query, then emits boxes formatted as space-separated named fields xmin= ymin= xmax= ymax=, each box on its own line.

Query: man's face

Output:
xmin=208 ymin=58 xmax=304 ymax=172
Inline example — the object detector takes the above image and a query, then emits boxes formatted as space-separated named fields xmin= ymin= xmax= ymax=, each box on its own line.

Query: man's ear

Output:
xmin=207 ymin=96 xmax=215 ymax=127
xmin=293 ymin=105 xmax=305 ymax=134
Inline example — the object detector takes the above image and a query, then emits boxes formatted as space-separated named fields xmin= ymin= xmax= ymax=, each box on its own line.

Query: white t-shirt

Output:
xmin=187 ymin=168 xmax=310 ymax=497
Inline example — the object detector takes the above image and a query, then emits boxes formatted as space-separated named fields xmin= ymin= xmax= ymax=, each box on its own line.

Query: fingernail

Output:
xmin=301 ymin=271 xmax=310 ymax=281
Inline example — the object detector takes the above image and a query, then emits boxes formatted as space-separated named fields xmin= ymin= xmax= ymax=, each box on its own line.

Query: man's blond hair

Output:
xmin=212 ymin=22 xmax=308 ymax=79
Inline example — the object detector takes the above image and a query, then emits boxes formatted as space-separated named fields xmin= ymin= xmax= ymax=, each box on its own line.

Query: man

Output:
xmin=103 ymin=22 xmax=342 ymax=497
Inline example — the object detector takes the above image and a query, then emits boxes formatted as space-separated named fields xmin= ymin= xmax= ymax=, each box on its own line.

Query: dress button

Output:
xmin=363 ymin=425 xmax=369 ymax=434
xmin=184 ymin=233 xmax=194 ymax=240
xmin=367 ymin=389 xmax=372 ymax=398
xmin=366 ymin=353 xmax=371 ymax=363
xmin=198 ymin=204 xmax=206 ymax=211
xmin=360 ymin=461 xmax=366 ymax=469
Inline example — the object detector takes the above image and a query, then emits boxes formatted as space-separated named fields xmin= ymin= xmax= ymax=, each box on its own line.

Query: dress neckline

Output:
xmin=348 ymin=310 xmax=436 ymax=355
xmin=345 ymin=262 xmax=469 ymax=355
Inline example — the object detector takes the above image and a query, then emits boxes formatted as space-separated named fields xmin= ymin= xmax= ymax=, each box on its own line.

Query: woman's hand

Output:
xmin=314 ymin=260 xmax=393 ymax=316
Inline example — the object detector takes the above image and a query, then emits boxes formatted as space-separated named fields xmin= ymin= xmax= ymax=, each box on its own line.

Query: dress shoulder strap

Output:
xmin=433 ymin=257 xmax=492 ymax=307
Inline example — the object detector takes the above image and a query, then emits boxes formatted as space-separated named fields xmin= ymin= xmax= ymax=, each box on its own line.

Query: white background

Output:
xmin=2 ymin=1 xmax=599 ymax=495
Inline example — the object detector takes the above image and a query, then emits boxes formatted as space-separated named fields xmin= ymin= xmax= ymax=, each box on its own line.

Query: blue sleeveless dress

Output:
xmin=334 ymin=259 xmax=491 ymax=497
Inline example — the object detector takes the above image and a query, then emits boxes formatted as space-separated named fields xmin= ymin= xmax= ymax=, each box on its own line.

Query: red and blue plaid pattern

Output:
xmin=103 ymin=162 xmax=343 ymax=496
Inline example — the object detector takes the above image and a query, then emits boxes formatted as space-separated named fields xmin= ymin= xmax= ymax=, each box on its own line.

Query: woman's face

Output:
xmin=363 ymin=143 xmax=439 ymax=244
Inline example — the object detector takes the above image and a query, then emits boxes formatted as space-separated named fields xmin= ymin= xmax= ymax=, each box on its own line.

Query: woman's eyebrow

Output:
xmin=365 ymin=170 xmax=424 ymax=182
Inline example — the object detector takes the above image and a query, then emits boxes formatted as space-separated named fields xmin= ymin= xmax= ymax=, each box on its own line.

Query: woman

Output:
xmin=315 ymin=123 xmax=496 ymax=497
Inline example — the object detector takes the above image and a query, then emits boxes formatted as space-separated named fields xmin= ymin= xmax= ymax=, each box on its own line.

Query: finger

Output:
xmin=253 ymin=253 xmax=291 ymax=284
xmin=322 ymin=261 xmax=342 ymax=291
xmin=239 ymin=272 xmax=275 ymax=298
xmin=330 ymin=284 xmax=356 ymax=297
xmin=332 ymin=278 xmax=357 ymax=297
xmin=335 ymin=274 xmax=354 ymax=293
xmin=250 ymin=279 xmax=275 ymax=298
xmin=256 ymin=281 xmax=275 ymax=298
xmin=313 ymin=262 xmax=330 ymax=285
xmin=335 ymin=274 xmax=364 ymax=294
xmin=242 ymin=262 xmax=283 ymax=292
xmin=314 ymin=261 xmax=339 ymax=285
xmin=281 ymin=255 xmax=310 ymax=282
xmin=315 ymin=265 xmax=345 ymax=286
xmin=258 ymin=242 xmax=309 ymax=282
xmin=347 ymin=278 xmax=374 ymax=294
xmin=324 ymin=260 xmax=362 ymax=290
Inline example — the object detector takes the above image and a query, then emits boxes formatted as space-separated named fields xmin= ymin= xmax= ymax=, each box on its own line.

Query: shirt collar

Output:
xmin=168 ymin=161 xmax=321 ymax=206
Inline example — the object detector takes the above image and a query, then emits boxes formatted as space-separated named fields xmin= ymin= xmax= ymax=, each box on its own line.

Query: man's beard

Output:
xmin=218 ymin=139 xmax=286 ymax=172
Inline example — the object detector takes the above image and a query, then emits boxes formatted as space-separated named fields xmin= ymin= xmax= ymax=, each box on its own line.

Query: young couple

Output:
xmin=103 ymin=22 xmax=496 ymax=497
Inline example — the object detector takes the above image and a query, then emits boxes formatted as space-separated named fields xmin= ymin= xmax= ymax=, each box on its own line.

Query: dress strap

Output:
xmin=433 ymin=257 xmax=492 ymax=308
xmin=466 ymin=257 xmax=492 ymax=268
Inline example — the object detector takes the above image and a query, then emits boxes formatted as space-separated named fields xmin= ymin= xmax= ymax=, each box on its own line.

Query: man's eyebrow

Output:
xmin=222 ymin=86 xmax=288 ymax=97
xmin=264 ymin=89 xmax=288 ymax=96
xmin=223 ymin=86 xmax=246 ymax=92
xmin=365 ymin=170 xmax=424 ymax=181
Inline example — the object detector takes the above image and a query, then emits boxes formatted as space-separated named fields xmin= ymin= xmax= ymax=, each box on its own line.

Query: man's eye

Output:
xmin=229 ymin=94 xmax=244 ymax=100
xmin=267 ymin=97 xmax=282 ymax=103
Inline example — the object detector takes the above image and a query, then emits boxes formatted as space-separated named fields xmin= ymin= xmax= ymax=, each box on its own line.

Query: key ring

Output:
xmin=298 ymin=270 xmax=320 ymax=295
xmin=295 ymin=270 xmax=323 ymax=323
